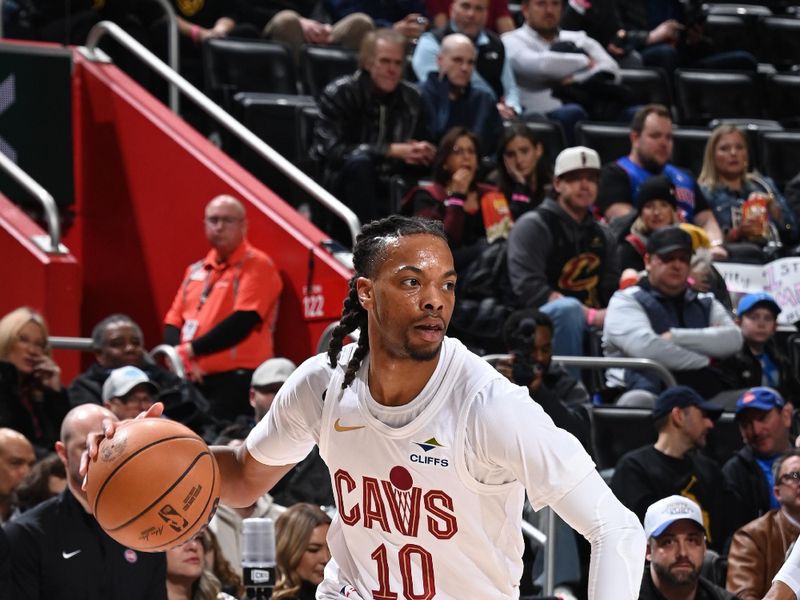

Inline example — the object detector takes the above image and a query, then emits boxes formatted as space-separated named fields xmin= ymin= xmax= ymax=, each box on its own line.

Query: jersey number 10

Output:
xmin=371 ymin=543 xmax=436 ymax=600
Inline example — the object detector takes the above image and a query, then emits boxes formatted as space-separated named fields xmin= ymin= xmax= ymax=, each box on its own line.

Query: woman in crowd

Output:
xmin=273 ymin=503 xmax=331 ymax=600
xmin=202 ymin=529 xmax=243 ymax=600
xmin=492 ymin=123 xmax=551 ymax=220
xmin=698 ymin=124 xmax=796 ymax=254
xmin=165 ymin=533 xmax=237 ymax=600
xmin=617 ymin=174 xmax=679 ymax=274
xmin=0 ymin=307 xmax=69 ymax=454
xmin=400 ymin=126 xmax=498 ymax=270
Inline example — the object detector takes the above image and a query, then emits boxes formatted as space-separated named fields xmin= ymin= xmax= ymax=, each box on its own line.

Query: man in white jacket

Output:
xmin=501 ymin=0 xmax=622 ymax=139
xmin=603 ymin=226 xmax=742 ymax=399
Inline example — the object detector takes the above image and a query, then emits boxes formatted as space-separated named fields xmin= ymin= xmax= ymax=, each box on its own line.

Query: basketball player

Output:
xmin=86 ymin=216 xmax=645 ymax=598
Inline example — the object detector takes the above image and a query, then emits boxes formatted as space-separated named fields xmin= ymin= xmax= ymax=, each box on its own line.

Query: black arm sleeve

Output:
xmin=164 ymin=324 xmax=181 ymax=346
xmin=189 ymin=311 xmax=262 ymax=356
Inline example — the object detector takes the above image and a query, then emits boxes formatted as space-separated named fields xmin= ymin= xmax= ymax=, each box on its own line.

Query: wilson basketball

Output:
xmin=85 ymin=418 xmax=220 ymax=552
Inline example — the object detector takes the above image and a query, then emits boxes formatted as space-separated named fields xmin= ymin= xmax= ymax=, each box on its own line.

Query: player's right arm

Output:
xmin=212 ymin=445 xmax=295 ymax=509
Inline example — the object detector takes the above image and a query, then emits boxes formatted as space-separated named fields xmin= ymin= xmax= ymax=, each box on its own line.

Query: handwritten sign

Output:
xmin=715 ymin=257 xmax=800 ymax=324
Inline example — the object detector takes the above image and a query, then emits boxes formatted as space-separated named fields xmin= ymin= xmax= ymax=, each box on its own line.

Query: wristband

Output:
xmin=444 ymin=194 xmax=466 ymax=207
xmin=586 ymin=308 xmax=597 ymax=327
xmin=190 ymin=24 xmax=201 ymax=44
xmin=511 ymin=192 xmax=531 ymax=203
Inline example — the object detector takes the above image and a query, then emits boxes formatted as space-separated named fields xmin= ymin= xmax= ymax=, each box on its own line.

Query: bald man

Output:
xmin=0 ymin=428 xmax=35 ymax=523
xmin=420 ymin=32 xmax=502 ymax=150
xmin=164 ymin=194 xmax=283 ymax=423
xmin=4 ymin=404 xmax=167 ymax=599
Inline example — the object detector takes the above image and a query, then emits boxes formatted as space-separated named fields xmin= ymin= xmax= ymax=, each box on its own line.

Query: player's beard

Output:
xmin=653 ymin=559 xmax=700 ymax=587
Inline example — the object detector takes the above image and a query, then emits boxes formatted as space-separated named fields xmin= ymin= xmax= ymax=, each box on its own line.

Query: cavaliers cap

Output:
xmin=554 ymin=146 xmax=601 ymax=177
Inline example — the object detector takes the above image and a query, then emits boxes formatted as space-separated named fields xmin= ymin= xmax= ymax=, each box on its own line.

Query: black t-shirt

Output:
xmin=597 ymin=162 xmax=710 ymax=218
xmin=610 ymin=445 xmax=734 ymax=552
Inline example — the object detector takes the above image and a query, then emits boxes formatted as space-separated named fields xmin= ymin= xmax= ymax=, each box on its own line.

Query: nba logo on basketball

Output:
xmin=158 ymin=504 xmax=189 ymax=532
xmin=334 ymin=465 xmax=458 ymax=539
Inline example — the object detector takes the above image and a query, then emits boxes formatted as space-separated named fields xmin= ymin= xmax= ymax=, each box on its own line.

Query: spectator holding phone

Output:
xmin=0 ymin=307 xmax=69 ymax=455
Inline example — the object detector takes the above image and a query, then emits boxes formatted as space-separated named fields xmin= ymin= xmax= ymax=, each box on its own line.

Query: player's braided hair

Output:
xmin=327 ymin=215 xmax=448 ymax=388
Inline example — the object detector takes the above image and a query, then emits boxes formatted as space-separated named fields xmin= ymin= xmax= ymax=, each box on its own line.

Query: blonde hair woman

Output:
xmin=273 ymin=504 xmax=331 ymax=600
xmin=0 ymin=307 xmax=69 ymax=451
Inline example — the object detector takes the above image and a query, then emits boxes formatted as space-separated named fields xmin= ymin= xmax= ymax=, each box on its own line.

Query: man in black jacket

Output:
xmin=640 ymin=495 xmax=737 ymax=599
xmin=723 ymin=387 xmax=795 ymax=534
xmin=611 ymin=386 xmax=733 ymax=553
xmin=313 ymin=28 xmax=434 ymax=229
xmin=67 ymin=314 xmax=216 ymax=441
xmin=4 ymin=404 xmax=167 ymax=599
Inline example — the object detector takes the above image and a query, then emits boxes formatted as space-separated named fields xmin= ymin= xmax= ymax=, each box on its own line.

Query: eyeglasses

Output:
xmin=204 ymin=216 xmax=243 ymax=227
xmin=779 ymin=471 xmax=800 ymax=485
xmin=451 ymin=146 xmax=476 ymax=156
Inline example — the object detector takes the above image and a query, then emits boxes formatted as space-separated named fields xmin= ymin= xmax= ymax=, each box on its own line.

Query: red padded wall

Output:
xmin=66 ymin=50 xmax=351 ymax=365
xmin=0 ymin=193 xmax=81 ymax=378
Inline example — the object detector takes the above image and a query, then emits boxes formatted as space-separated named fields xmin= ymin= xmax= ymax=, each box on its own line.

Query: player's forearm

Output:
xmin=552 ymin=470 xmax=646 ymax=599
xmin=211 ymin=444 xmax=293 ymax=508
xmin=770 ymin=537 xmax=800 ymax=600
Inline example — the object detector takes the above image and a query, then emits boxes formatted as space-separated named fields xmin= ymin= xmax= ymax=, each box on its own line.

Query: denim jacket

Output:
xmin=700 ymin=174 xmax=797 ymax=243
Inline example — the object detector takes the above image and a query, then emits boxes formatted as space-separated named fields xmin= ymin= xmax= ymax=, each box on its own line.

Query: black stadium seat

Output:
xmin=590 ymin=406 xmax=656 ymax=471
xmin=574 ymin=122 xmax=630 ymax=165
xmin=231 ymin=92 xmax=317 ymax=200
xmin=673 ymin=69 xmax=760 ymax=126
xmin=703 ymin=14 xmax=758 ymax=57
xmin=671 ymin=127 xmax=711 ymax=174
xmin=520 ymin=119 xmax=567 ymax=160
xmin=757 ymin=17 xmax=800 ymax=71
xmin=619 ymin=68 xmax=673 ymax=108
xmin=299 ymin=45 xmax=358 ymax=99
xmin=766 ymin=73 xmax=800 ymax=128
xmin=203 ymin=38 xmax=297 ymax=110
xmin=758 ymin=130 xmax=800 ymax=190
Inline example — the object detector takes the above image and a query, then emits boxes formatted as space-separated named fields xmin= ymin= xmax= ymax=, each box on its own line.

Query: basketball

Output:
xmin=85 ymin=418 xmax=221 ymax=552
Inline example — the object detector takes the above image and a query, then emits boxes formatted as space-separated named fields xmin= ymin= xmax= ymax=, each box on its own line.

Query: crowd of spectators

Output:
xmin=5 ymin=0 xmax=800 ymax=598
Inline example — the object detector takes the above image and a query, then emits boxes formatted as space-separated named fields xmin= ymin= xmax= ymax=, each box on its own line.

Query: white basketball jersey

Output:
xmin=317 ymin=338 xmax=526 ymax=599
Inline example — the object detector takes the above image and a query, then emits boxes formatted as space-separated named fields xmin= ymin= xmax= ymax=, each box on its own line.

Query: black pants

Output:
xmin=197 ymin=369 xmax=254 ymax=424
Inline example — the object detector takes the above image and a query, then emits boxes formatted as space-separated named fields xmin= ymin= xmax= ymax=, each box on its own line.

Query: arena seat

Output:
xmin=231 ymin=92 xmax=317 ymax=202
xmin=757 ymin=17 xmax=800 ymax=71
xmin=674 ymin=69 xmax=760 ymax=125
xmin=704 ymin=3 xmax=772 ymax=16
xmin=757 ymin=130 xmax=800 ymax=189
xmin=522 ymin=119 xmax=567 ymax=160
xmin=296 ymin=104 xmax=322 ymax=177
xmin=590 ymin=406 xmax=655 ymax=471
xmin=619 ymin=67 xmax=673 ymax=108
xmin=298 ymin=45 xmax=358 ymax=99
xmin=671 ymin=127 xmax=711 ymax=173
xmin=703 ymin=14 xmax=758 ymax=57
xmin=203 ymin=38 xmax=298 ymax=110
xmin=766 ymin=73 xmax=800 ymax=128
xmin=574 ymin=122 xmax=630 ymax=165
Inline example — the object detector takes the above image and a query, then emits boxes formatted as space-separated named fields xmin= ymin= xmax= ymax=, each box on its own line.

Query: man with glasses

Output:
xmin=603 ymin=225 xmax=741 ymax=399
xmin=727 ymin=449 xmax=800 ymax=599
xmin=640 ymin=495 xmax=737 ymax=599
xmin=724 ymin=387 xmax=796 ymax=535
xmin=164 ymin=194 xmax=282 ymax=424
xmin=100 ymin=366 xmax=158 ymax=421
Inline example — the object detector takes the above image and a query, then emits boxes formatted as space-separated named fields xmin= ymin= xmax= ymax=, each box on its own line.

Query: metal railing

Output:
xmin=83 ymin=20 xmax=361 ymax=247
xmin=49 ymin=336 xmax=92 ymax=350
xmin=0 ymin=150 xmax=65 ymax=254
xmin=48 ymin=337 xmax=186 ymax=378
xmin=483 ymin=354 xmax=677 ymax=388
xmin=0 ymin=0 xmax=179 ymax=112
xmin=149 ymin=343 xmax=185 ymax=378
